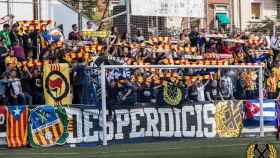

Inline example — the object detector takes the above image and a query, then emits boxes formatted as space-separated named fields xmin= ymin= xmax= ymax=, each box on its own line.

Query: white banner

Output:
xmin=131 ymin=0 xmax=205 ymax=18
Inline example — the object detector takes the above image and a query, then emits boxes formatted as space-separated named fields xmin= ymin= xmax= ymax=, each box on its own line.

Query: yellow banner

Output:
xmin=43 ymin=63 xmax=71 ymax=105
xmin=215 ymin=101 xmax=243 ymax=138
xmin=81 ymin=31 xmax=110 ymax=38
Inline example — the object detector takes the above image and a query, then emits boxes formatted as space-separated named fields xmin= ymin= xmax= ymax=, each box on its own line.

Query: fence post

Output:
xmin=259 ymin=67 xmax=264 ymax=137
xmin=126 ymin=0 xmax=131 ymax=41
xmin=101 ymin=65 xmax=107 ymax=145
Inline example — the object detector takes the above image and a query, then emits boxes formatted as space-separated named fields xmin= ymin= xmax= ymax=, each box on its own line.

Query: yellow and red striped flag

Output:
xmin=6 ymin=106 xmax=29 ymax=148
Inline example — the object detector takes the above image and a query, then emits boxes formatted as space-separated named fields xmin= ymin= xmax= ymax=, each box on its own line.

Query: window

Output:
xmin=251 ymin=3 xmax=261 ymax=19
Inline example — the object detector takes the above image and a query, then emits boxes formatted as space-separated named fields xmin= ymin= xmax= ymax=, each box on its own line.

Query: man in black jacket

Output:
xmin=188 ymin=27 xmax=199 ymax=47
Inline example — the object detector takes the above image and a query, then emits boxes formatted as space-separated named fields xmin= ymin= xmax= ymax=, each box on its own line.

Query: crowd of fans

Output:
xmin=0 ymin=20 xmax=280 ymax=106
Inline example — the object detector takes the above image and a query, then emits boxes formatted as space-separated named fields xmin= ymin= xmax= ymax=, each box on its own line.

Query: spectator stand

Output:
xmin=100 ymin=64 xmax=264 ymax=146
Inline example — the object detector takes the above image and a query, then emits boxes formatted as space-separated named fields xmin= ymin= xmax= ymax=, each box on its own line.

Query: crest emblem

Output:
xmin=215 ymin=101 xmax=243 ymax=137
xmin=28 ymin=106 xmax=69 ymax=147
xmin=247 ymin=144 xmax=278 ymax=158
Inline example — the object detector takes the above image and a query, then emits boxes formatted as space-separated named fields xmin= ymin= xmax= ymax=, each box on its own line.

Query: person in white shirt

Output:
xmin=196 ymin=79 xmax=210 ymax=102
xmin=271 ymin=34 xmax=280 ymax=60
xmin=270 ymin=36 xmax=280 ymax=51
xmin=82 ymin=21 xmax=98 ymax=41
xmin=220 ymin=74 xmax=234 ymax=99
xmin=265 ymin=31 xmax=271 ymax=49
xmin=85 ymin=21 xmax=98 ymax=31
xmin=9 ymin=69 xmax=25 ymax=105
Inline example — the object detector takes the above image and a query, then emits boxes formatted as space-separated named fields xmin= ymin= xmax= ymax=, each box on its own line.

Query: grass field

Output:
xmin=0 ymin=137 xmax=279 ymax=158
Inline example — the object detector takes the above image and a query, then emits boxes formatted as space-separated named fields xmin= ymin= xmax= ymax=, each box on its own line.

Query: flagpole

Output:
xmin=101 ymin=64 xmax=107 ymax=146
xmin=126 ymin=0 xmax=131 ymax=42
xmin=259 ymin=67 xmax=264 ymax=137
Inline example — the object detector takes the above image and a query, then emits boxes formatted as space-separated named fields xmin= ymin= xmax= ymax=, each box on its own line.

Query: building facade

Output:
xmin=233 ymin=0 xmax=278 ymax=31
xmin=181 ymin=0 xmax=279 ymax=31
xmin=181 ymin=0 xmax=233 ymax=31
xmin=207 ymin=0 xmax=233 ymax=30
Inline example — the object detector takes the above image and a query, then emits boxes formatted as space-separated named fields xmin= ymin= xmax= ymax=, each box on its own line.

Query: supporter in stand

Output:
xmin=0 ymin=39 xmax=8 ymax=73
xmin=22 ymin=29 xmax=33 ymax=52
xmin=19 ymin=65 xmax=33 ymax=105
xmin=9 ymin=23 xmax=22 ymax=46
xmin=85 ymin=21 xmax=97 ymax=32
xmin=109 ymin=26 xmax=119 ymax=45
xmin=188 ymin=27 xmax=199 ymax=47
xmin=8 ymin=69 xmax=25 ymax=105
xmin=267 ymin=70 xmax=278 ymax=99
xmin=243 ymin=71 xmax=258 ymax=99
xmin=0 ymin=74 xmax=10 ymax=105
xmin=1 ymin=21 xmax=280 ymax=106
xmin=68 ymin=24 xmax=81 ymax=41
xmin=117 ymin=79 xmax=136 ymax=106
xmin=4 ymin=49 xmax=17 ymax=66
xmin=134 ymin=29 xmax=145 ymax=43
xmin=31 ymin=69 xmax=43 ymax=105
xmin=12 ymin=41 xmax=26 ymax=61
xmin=219 ymin=72 xmax=234 ymax=100
xmin=188 ymin=82 xmax=198 ymax=102
xmin=0 ymin=24 xmax=11 ymax=48
xmin=206 ymin=79 xmax=223 ymax=102
xmin=179 ymin=33 xmax=190 ymax=47
xmin=271 ymin=33 xmax=280 ymax=61
xmin=196 ymin=79 xmax=209 ymax=102
xmin=198 ymin=31 xmax=206 ymax=54
xmin=265 ymin=30 xmax=271 ymax=49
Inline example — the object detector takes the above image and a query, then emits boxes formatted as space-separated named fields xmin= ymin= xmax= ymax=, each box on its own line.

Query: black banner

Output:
xmin=66 ymin=103 xmax=217 ymax=145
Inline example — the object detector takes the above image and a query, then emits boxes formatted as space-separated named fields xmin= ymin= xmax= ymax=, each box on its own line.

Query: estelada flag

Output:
xmin=43 ymin=63 xmax=71 ymax=105
xmin=6 ymin=106 xmax=29 ymax=148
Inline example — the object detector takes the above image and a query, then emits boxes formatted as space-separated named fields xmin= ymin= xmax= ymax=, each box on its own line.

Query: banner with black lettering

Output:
xmin=64 ymin=101 xmax=243 ymax=145
xmin=0 ymin=101 xmax=257 ymax=147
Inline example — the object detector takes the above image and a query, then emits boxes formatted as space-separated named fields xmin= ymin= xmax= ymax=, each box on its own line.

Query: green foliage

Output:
xmin=63 ymin=0 xmax=97 ymax=19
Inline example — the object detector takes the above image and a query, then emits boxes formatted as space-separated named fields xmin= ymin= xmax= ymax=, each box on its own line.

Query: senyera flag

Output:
xmin=6 ymin=105 xmax=29 ymax=148
xmin=28 ymin=105 xmax=69 ymax=147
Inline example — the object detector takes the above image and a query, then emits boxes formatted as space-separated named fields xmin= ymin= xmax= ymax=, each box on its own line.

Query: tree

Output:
xmin=63 ymin=0 xmax=97 ymax=18
xmin=63 ymin=0 xmax=112 ymax=30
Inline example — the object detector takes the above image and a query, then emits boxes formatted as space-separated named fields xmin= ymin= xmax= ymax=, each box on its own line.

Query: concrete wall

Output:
xmin=41 ymin=0 xmax=80 ymax=38
xmin=262 ymin=0 xmax=277 ymax=19
xmin=0 ymin=0 xmax=89 ymax=38
xmin=0 ymin=0 xmax=33 ymax=22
